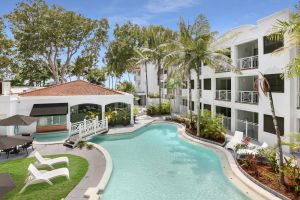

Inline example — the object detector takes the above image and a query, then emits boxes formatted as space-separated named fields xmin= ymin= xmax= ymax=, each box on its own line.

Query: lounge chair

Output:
xmin=34 ymin=151 xmax=69 ymax=169
xmin=236 ymin=142 xmax=268 ymax=157
xmin=20 ymin=164 xmax=69 ymax=193
xmin=225 ymin=131 xmax=244 ymax=150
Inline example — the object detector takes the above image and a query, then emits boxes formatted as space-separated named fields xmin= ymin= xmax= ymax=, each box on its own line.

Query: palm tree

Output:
xmin=132 ymin=48 xmax=151 ymax=106
xmin=164 ymin=15 xmax=235 ymax=136
xmin=139 ymin=26 xmax=175 ymax=113
xmin=254 ymin=73 xmax=285 ymax=185
xmin=271 ymin=3 xmax=300 ymax=78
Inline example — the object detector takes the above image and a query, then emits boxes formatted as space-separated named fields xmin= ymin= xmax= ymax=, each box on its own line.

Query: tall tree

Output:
xmin=141 ymin=26 xmax=175 ymax=113
xmin=6 ymin=0 xmax=108 ymax=84
xmin=0 ymin=18 xmax=13 ymax=79
xmin=165 ymin=15 xmax=235 ymax=136
xmin=254 ymin=73 xmax=285 ymax=185
xmin=86 ymin=67 xmax=106 ymax=86
xmin=271 ymin=2 xmax=300 ymax=78
xmin=104 ymin=22 xmax=143 ymax=81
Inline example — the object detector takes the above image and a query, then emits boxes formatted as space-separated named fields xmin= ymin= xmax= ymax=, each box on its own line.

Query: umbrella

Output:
xmin=0 ymin=135 xmax=33 ymax=150
xmin=0 ymin=173 xmax=16 ymax=198
xmin=0 ymin=115 xmax=38 ymax=126
xmin=0 ymin=115 xmax=38 ymax=135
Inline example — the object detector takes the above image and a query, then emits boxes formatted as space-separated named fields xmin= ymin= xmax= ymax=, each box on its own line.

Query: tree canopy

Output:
xmin=0 ymin=18 xmax=13 ymax=79
xmin=5 ymin=0 xmax=109 ymax=84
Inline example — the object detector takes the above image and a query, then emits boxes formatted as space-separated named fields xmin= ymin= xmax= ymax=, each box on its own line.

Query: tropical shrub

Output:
xmin=199 ymin=110 xmax=225 ymax=141
xmin=147 ymin=102 xmax=170 ymax=116
xmin=148 ymin=93 xmax=160 ymax=98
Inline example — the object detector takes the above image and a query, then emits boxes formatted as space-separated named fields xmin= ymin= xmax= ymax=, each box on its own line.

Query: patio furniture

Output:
xmin=0 ymin=173 xmax=16 ymax=198
xmin=0 ymin=114 xmax=38 ymax=135
xmin=21 ymin=141 xmax=34 ymax=155
xmin=34 ymin=151 xmax=69 ymax=169
xmin=0 ymin=135 xmax=33 ymax=158
xmin=225 ymin=131 xmax=244 ymax=150
xmin=236 ymin=142 xmax=268 ymax=157
xmin=20 ymin=164 xmax=70 ymax=193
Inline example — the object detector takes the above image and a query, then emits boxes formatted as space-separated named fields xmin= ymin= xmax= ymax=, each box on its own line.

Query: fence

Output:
xmin=236 ymin=55 xmax=259 ymax=69
xmin=221 ymin=116 xmax=231 ymax=132
xmin=216 ymin=90 xmax=231 ymax=101
xmin=236 ymin=119 xmax=258 ymax=140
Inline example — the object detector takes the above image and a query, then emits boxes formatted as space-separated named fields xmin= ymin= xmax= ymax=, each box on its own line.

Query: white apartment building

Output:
xmin=134 ymin=9 xmax=300 ymax=149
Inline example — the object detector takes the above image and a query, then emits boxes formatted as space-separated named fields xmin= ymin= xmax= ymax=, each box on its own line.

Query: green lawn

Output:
xmin=0 ymin=154 xmax=88 ymax=200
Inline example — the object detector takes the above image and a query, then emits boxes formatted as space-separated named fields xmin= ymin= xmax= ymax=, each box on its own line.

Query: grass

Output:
xmin=0 ymin=154 xmax=88 ymax=200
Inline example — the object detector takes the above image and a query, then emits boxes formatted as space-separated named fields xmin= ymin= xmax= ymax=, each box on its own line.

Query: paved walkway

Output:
xmin=107 ymin=115 xmax=155 ymax=135
xmin=30 ymin=144 xmax=106 ymax=200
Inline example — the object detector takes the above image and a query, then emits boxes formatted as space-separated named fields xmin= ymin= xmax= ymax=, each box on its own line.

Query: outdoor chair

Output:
xmin=21 ymin=141 xmax=34 ymax=155
xmin=236 ymin=142 xmax=268 ymax=158
xmin=34 ymin=151 xmax=69 ymax=169
xmin=20 ymin=164 xmax=70 ymax=193
xmin=225 ymin=131 xmax=244 ymax=150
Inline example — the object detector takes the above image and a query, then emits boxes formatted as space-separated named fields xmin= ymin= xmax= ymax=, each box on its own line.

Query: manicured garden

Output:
xmin=0 ymin=154 xmax=88 ymax=200
xmin=166 ymin=110 xmax=226 ymax=144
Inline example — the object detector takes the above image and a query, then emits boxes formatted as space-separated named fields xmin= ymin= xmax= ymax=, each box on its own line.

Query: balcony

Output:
xmin=237 ymin=91 xmax=258 ymax=104
xmin=236 ymin=40 xmax=258 ymax=70
xmin=236 ymin=55 xmax=258 ymax=70
xmin=298 ymin=92 xmax=300 ymax=109
xmin=236 ymin=110 xmax=258 ymax=140
xmin=215 ymin=90 xmax=231 ymax=101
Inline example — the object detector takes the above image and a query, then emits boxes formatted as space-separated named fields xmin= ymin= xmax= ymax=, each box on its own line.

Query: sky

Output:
xmin=0 ymin=0 xmax=298 ymax=85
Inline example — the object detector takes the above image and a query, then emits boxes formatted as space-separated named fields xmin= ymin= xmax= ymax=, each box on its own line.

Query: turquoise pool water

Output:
xmin=34 ymin=131 xmax=69 ymax=142
xmin=90 ymin=123 xmax=250 ymax=200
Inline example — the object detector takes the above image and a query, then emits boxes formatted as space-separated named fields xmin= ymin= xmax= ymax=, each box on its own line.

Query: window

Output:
xmin=189 ymin=101 xmax=194 ymax=111
xmin=198 ymin=80 xmax=202 ymax=89
xmin=164 ymin=69 xmax=168 ymax=74
xmin=265 ymin=74 xmax=284 ymax=93
xmin=182 ymin=99 xmax=188 ymax=106
xmin=216 ymin=106 xmax=231 ymax=117
xmin=204 ymin=104 xmax=211 ymax=111
xmin=190 ymin=80 xmax=194 ymax=89
xmin=263 ymin=34 xmax=284 ymax=54
xmin=204 ymin=79 xmax=211 ymax=90
xmin=264 ymin=114 xmax=284 ymax=135
xmin=37 ymin=115 xmax=67 ymax=126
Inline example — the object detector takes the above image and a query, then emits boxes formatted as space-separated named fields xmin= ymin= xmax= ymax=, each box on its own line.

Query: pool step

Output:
xmin=63 ymin=135 xmax=79 ymax=148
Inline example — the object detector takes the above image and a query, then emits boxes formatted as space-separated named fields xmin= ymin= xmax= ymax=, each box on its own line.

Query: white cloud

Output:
xmin=145 ymin=0 xmax=198 ymax=13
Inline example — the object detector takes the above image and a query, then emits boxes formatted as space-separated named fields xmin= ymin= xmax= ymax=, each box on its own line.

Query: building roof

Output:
xmin=20 ymin=80 xmax=122 ymax=97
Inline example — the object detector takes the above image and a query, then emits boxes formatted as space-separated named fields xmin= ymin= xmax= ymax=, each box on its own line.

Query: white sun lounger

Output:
xmin=236 ymin=142 xmax=268 ymax=156
xmin=34 ymin=151 xmax=69 ymax=169
xmin=20 ymin=164 xmax=70 ymax=193
xmin=225 ymin=131 xmax=244 ymax=150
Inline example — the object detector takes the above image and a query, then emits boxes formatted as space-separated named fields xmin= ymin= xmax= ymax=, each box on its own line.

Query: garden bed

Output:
xmin=185 ymin=128 xmax=225 ymax=145
xmin=237 ymin=158 xmax=299 ymax=200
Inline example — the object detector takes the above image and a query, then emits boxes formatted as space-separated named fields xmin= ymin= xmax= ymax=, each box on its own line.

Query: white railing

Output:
xmin=298 ymin=92 xmax=300 ymax=108
xmin=216 ymin=90 xmax=231 ymax=101
xmin=70 ymin=117 xmax=108 ymax=139
xmin=221 ymin=116 xmax=231 ymax=131
xmin=236 ymin=55 xmax=258 ymax=70
xmin=238 ymin=91 xmax=258 ymax=104
xmin=236 ymin=119 xmax=258 ymax=140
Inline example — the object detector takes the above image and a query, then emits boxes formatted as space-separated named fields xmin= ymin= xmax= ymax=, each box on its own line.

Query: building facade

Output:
xmin=134 ymin=9 xmax=300 ymax=149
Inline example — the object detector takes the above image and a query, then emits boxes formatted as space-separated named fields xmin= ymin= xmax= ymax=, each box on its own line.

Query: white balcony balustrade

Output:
xmin=236 ymin=55 xmax=258 ymax=70
xmin=221 ymin=116 xmax=231 ymax=131
xmin=238 ymin=91 xmax=258 ymax=104
xmin=298 ymin=92 xmax=300 ymax=108
xmin=236 ymin=119 xmax=258 ymax=140
xmin=215 ymin=90 xmax=231 ymax=101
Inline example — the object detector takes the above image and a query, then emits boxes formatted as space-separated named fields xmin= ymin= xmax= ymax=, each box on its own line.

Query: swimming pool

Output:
xmin=34 ymin=131 xmax=69 ymax=142
xmin=90 ymin=123 xmax=250 ymax=200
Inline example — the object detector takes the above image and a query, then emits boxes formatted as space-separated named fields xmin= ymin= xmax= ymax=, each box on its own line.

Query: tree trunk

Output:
xmin=157 ymin=60 xmax=162 ymax=114
xmin=145 ymin=62 xmax=149 ymax=107
xmin=188 ymin=72 xmax=192 ymax=123
xmin=196 ymin=68 xmax=201 ymax=136
xmin=268 ymin=90 xmax=285 ymax=185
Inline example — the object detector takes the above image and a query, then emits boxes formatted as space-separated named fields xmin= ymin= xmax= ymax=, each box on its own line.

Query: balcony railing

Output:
xmin=215 ymin=90 xmax=231 ymax=101
xmin=236 ymin=55 xmax=258 ymax=70
xmin=221 ymin=116 xmax=231 ymax=131
xmin=236 ymin=119 xmax=258 ymax=140
xmin=237 ymin=91 xmax=258 ymax=104
xmin=298 ymin=92 xmax=300 ymax=108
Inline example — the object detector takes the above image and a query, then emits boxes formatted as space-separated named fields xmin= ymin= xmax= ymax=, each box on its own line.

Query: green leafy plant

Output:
xmin=86 ymin=144 xmax=94 ymax=150
xmin=257 ymin=147 xmax=278 ymax=172
xmin=283 ymin=157 xmax=300 ymax=195
xmin=148 ymin=93 xmax=160 ymax=98
xmin=84 ymin=111 xmax=99 ymax=120
xmin=78 ymin=140 xmax=87 ymax=150
xmin=240 ymin=154 xmax=259 ymax=177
